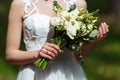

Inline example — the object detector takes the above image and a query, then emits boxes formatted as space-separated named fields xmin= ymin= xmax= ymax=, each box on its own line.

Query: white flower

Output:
xmin=80 ymin=24 xmax=87 ymax=36
xmin=70 ymin=9 xmax=79 ymax=19
xmin=81 ymin=24 xmax=86 ymax=30
xmin=87 ymin=24 xmax=93 ymax=30
xmin=50 ymin=17 xmax=61 ymax=26
xmin=73 ymin=9 xmax=79 ymax=14
xmin=66 ymin=22 xmax=78 ymax=39
xmin=64 ymin=21 xmax=69 ymax=29
xmin=59 ymin=10 xmax=68 ymax=18
xmin=74 ymin=21 xmax=83 ymax=30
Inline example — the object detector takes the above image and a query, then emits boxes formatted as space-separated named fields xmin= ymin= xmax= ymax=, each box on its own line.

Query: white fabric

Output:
xmin=17 ymin=0 xmax=87 ymax=80
xmin=23 ymin=0 xmax=39 ymax=18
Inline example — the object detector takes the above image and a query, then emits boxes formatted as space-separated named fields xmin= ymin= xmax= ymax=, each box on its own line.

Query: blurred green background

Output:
xmin=0 ymin=0 xmax=120 ymax=80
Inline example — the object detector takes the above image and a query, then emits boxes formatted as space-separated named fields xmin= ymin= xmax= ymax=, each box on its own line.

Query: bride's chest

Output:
xmin=23 ymin=14 xmax=51 ymax=36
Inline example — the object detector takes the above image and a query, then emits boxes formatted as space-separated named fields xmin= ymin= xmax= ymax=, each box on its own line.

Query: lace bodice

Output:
xmin=23 ymin=0 xmax=76 ymax=51
xmin=23 ymin=14 xmax=50 ymax=51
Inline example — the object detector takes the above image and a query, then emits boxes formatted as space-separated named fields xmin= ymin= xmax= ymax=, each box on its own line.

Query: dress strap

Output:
xmin=23 ymin=0 xmax=39 ymax=18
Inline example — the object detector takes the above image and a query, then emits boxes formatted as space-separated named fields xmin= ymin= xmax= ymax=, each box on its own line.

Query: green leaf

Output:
xmin=53 ymin=0 xmax=63 ymax=13
xmin=83 ymin=37 xmax=90 ymax=41
xmin=68 ymin=4 xmax=76 ymax=12
xmin=90 ymin=9 xmax=100 ymax=16
xmin=89 ymin=29 xmax=98 ymax=38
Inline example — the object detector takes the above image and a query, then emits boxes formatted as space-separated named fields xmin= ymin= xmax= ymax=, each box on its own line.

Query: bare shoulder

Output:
xmin=11 ymin=0 xmax=24 ymax=7
xmin=9 ymin=0 xmax=24 ymax=18
xmin=76 ymin=0 xmax=87 ymax=10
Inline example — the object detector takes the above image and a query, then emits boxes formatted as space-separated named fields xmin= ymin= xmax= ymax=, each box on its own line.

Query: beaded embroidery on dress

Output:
xmin=17 ymin=0 xmax=87 ymax=80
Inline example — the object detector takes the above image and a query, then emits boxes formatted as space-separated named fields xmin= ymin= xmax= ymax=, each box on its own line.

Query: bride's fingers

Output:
xmin=97 ymin=22 xmax=109 ymax=40
xmin=103 ymin=22 xmax=109 ymax=33
xmin=46 ymin=43 xmax=61 ymax=53
xmin=39 ymin=51 xmax=53 ymax=60
xmin=43 ymin=44 xmax=58 ymax=55
xmin=40 ymin=48 xmax=55 ymax=58
xmin=102 ymin=22 xmax=109 ymax=37
xmin=101 ymin=23 xmax=106 ymax=34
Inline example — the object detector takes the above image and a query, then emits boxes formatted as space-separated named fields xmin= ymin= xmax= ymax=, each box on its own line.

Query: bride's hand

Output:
xmin=38 ymin=43 xmax=61 ymax=60
xmin=76 ymin=22 xmax=109 ymax=57
xmin=93 ymin=22 xmax=109 ymax=42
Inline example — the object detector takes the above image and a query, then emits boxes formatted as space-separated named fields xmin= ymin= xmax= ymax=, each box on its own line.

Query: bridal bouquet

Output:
xmin=34 ymin=1 xmax=99 ymax=70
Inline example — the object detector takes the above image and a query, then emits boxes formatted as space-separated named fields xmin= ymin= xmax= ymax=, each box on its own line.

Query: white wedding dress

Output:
xmin=17 ymin=0 xmax=87 ymax=80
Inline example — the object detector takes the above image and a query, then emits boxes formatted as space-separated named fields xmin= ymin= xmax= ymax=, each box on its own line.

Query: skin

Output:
xmin=6 ymin=0 xmax=109 ymax=65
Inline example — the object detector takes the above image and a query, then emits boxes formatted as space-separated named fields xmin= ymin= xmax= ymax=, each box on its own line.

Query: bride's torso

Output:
xmin=22 ymin=0 xmax=78 ymax=62
xmin=21 ymin=0 xmax=89 ymax=64
xmin=17 ymin=0 xmax=87 ymax=80
xmin=22 ymin=0 xmax=86 ymax=50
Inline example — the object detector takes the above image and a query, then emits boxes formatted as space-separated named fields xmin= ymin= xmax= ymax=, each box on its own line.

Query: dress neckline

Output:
xmin=23 ymin=14 xmax=51 ymax=23
xmin=23 ymin=0 xmax=76 ymax=19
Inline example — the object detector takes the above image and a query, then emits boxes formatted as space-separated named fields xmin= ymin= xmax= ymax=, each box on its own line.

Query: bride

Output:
xmin=6 ymin=0 xmax=109 ymax=80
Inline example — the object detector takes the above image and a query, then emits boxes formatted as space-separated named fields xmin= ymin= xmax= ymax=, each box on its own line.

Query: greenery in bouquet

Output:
xmin=51 ymin=0 xmax=99 ymax=51
xmin=34 ymin=0 xmax=99 ymax=70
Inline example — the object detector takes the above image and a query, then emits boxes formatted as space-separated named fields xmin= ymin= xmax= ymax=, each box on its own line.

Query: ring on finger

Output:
xmin=45 ymin=50 xmax=49 ymax=54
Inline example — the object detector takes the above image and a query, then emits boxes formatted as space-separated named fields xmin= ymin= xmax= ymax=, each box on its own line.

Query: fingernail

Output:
xmin=104 ymin=22 xmax=108 ymax=26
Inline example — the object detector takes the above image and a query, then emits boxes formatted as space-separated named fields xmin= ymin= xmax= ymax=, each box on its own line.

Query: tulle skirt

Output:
xmin=17 ymin=49 xmax=87 ymax=80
